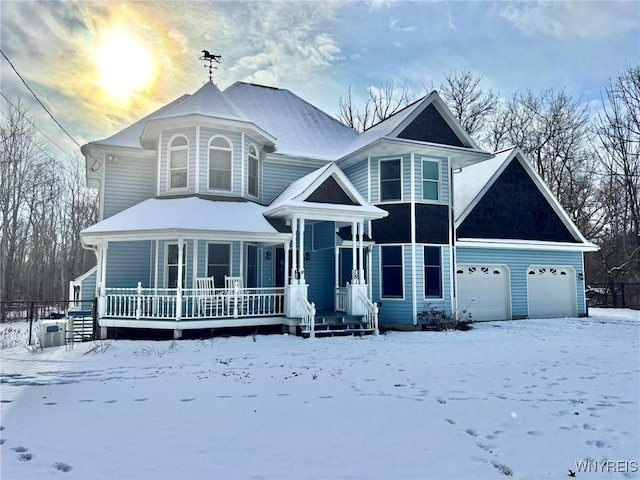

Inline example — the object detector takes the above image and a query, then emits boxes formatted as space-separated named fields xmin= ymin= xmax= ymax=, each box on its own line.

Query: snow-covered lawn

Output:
xmin=1 ymin=309 xmax=638 ymax=479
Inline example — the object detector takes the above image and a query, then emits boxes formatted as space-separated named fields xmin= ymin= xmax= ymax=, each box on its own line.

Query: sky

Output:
xmin=0 ymin=1 xmax=639 ymax=170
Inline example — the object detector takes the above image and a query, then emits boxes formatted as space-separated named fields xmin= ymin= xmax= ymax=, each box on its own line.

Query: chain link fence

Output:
xmin=0 ymin=299 xmax=97 ymax=349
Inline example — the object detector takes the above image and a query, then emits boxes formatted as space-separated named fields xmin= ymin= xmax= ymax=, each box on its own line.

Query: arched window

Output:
xmin=247 ymin=144 xmax=259 ymax=197
xmin=168 ymin=135 xmax=188 ymax=189
xmin=208 ymin=136 xmax=232 ymax=191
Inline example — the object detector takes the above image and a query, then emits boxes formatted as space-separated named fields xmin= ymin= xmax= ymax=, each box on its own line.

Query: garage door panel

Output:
xmin=527 ymin=266 xmax=576 ymax=318
xmin=456 ymin=265 xmax=510 ymax=321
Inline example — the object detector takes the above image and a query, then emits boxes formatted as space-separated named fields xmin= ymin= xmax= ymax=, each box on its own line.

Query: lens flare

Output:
xmin=95 ymin=26 xmax=156 ymax=102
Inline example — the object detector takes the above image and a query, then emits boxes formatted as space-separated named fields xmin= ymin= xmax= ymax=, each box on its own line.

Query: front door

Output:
xmin=274 ymin=247 xmax=293 ymax=287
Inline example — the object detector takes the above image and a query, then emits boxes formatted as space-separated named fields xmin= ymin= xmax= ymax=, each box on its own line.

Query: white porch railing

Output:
xmin=297 ymin=294 xmax=316 ymax=338
xmin=359 ymin=291 xmax=379 ymax=335
xmin=103 ymin=285 xmax=284 ymax=320
xmin=335 ymin=287 xmax=347 ymax=312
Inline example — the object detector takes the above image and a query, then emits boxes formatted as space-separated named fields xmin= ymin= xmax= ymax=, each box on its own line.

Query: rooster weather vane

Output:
xmin=200 ymin=50 xmax=222 ymax=83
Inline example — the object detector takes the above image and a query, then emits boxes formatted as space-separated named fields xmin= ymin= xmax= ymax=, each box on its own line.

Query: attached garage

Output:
xmin=527 ymin=266 xmax=577 ymax=318
xmin=456 ymin=265 xmax=511 ymax=321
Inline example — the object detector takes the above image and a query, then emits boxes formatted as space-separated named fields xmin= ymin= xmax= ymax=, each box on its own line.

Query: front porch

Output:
xmin=100 ymin=282 xmax=379 ymax=338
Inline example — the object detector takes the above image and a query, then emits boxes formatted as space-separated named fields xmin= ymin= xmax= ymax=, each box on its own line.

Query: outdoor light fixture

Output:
xmin=264 ymin=250 xmax=272 ymax=260
xmin=305 ymin=252 xmax=311 ymax=261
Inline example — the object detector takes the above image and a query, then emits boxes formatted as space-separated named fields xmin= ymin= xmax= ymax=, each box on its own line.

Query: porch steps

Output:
xmin=300 ymin=310 xmax=374 ymax=338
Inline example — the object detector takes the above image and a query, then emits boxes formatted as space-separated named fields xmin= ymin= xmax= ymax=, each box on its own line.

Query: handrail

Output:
xmin=297 ymin=293 xmax=316 ymax=338
xmin=335 ymin=286 xmax=347 ymax=313
xmin=358 ymin=291 xmax=379 ymax=335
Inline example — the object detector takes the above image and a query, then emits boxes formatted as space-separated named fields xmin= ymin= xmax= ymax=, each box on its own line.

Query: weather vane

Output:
xmin=200 ymin=50 xmax=222 ymax=83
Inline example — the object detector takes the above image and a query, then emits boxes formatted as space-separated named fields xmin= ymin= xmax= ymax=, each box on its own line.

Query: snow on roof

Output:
xmin=453 ymin=147 xmax=516 ymax=221
xmin=151 ymin=82 xmax=248 ymax=123
xmin=339 ymin=97 xmax=425 ymax=157
xmin=90 ymin=94 xmax=191 ymax=148
xmin=81 ymin=196 xmax=285 ymax=237
xmin=224 ymin=82 xmax=357 ymax=160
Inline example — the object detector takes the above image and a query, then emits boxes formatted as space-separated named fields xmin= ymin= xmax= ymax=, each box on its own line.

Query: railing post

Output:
xmin=28 ymin=301 xmax=35 ymax=345
xmin=136 ymin=282 xmax=142 ymax=319
xmin=373 ymin=302 xmax=379 ymax=336
xmin=233 ymin=280 xmax=239 ymax=318
xmin=310 ymin=302 xmax=316 ymax=339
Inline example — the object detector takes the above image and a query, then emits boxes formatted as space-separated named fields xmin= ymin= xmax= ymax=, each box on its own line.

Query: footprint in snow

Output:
xmin=134 ymin=398 xmax=148 ymax=402
xmin=436 ymin=398 xmax=447 ymax=404
xmin=103 ymin=400 xmax=117 ymax=404
xmin=445 ymin=418 xmax=456 ymax=425
xmin=43 ymin=402 xmax=57 ymax=405
xmin=465 ymin=429 xmax=478 ymax=437
xmin=491 ymin=461 xmax=513 ymax=476
xmin=53 ymin=462 xmax=72 ymax=472
xmin=13 ymin=446 xmax=28 ymax=453
xmin=78 ymin=399 xmax=94 ymax=403
xmin=18 ymin=453 xmax=32 ymax=461
xmin=180 ymin=398 xmax=195 ymax=402
xmin=0 ymin=400 xmax=13 ymax=403
xmin=526 ymin=430 xmax=542 ymax=436
xmin=0 ymin=439 xmax=5 ymax=445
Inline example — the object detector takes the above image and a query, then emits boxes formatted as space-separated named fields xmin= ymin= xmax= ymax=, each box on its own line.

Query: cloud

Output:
xmin=497 ymin=1 xmax=639 ymax=39
xmin=389 ymin=17 xmax=417 ymax=32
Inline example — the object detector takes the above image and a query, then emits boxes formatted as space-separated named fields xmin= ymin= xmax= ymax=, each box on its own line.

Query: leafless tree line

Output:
xmin=0 ymin=99 xmax=97 ymax=302
xmin=338 ymin=65 xmax=640 ymax=285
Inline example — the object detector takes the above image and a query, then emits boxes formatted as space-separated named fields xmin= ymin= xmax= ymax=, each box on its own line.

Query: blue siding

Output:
xmin=312 ymin=221 xmax=335 ymax=251
xmin=262 ymin=161 xmax=318 ymax=204
xmin=80 ymin=269 xmax=97 ymax=301
xmin=343 ymin=161 xmax=368 ymax=199
xmin=103 ymin=156 xmax=155 ymax=219
xmin=106 ymin=241 xmax=153 ymax=288
xmin=456 ymin=247 xmax=587 ymax=317
xmin=306 ymin=248 xmax=335 ymax=310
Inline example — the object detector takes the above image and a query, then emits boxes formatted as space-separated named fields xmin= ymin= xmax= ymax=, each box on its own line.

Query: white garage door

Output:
xmin=527 ymin=266 xmax=577 ymax=318
xmin=456 ymin=265 xmax=510 ymax=321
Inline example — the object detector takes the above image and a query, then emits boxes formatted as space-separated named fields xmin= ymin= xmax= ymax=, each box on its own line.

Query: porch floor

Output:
xmin=300 ymin=309 xmax=375 ymax=338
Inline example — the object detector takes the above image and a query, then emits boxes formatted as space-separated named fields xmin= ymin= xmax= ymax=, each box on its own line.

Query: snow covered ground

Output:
xmin=1 ymin=308 xmax=638 ymax=479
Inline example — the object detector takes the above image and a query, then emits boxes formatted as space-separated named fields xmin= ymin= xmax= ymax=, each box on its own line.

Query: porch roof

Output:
xmin=81 ymin=196 xmax=291 ymax=244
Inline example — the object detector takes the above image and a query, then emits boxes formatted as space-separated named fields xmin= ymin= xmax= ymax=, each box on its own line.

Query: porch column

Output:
xmin=351 ymin=221 xmax=357 ymax=284
xmin=284 ymin=240 xmax=290 ymax=286
xmin=98 ymin=243 xmax=108 ymax=339
xmin=298 ymin=218 xmax=305 ymax=284
xmin=334 ymin=246 xmax=339 ymax=290
xmin=291 ymin=217 xmax=298 ymax=284
xmin=175 ymin=238 xmax=183 ymax=338
xmin=358 ymin=220 xmax=365 ymax=285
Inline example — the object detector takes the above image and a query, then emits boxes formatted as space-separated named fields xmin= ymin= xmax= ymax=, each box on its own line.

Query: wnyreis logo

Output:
xmin=574 ymin=460 xmax=638 ymax=474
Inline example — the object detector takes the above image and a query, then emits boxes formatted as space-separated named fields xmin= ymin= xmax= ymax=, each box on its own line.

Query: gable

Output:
xmin=397 ymin=103 xmax=466 ymax=147
xmin=305 ymin=175 xmax=358 ymax=205
xmin=457 ymin=159 xmax=579 ymax=243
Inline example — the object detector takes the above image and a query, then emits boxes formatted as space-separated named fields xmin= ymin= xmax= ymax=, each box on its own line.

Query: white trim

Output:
xmin=247 ymin=143 xmax=260 ymax=199
xmin=422 ymin=244 xmax=445 ymax=301
xmin=156 ymin=134 xmax=161 ymax=197
xmin=580 ymin=253 xmax=587 ymax=313
xmin=456 ymin=238 xmax=599 ymax=252
xmin=154 ymin=239 xmax=159 ymax=289
xmin=239 ymin=240 xmax=244 ymax=279
xmin=367 ymin=155 xmax=371 ymax=202
xmin=195 ymin=126 xmax=200 ymax=194
xmin=410 ymin=153 xmax=417 ymax=324
xmin=99 ymin=316 xmax=290 ymax=331
xmin=83 ymin=230 xmax=291 ymax=245
xmin=192 ymin=239 xmax=198 ymax=288
xmin=379 ymin=244 xmax=405 ymax=301
xmin=241 ymin=132 xmax=245 ymax=197
xmin=245 ymin=243 xmax=259 ymax=287
xmin=164 ymin=242 xmax=187 ymax=289
xmin=166 ymin=134 xmax=190 ymax=192
xmin=418 ymin=155 xmax=443 ymax=203
xmin=99 ymin=152 xmax=106 ymax=221
xmin=205 ymin=241 xmax=233 ymax=286
xmin=207 ymin=134 xmax=234 ymax=193
xmin=378 ymin=157 xmax=403 ymax=203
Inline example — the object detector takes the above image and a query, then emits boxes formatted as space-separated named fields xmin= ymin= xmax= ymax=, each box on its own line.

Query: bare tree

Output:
xmin=439 ymin=69 xmax=498 ymax=143
xmin=591 ymin=64 xmax=640 ymax=284
xmin=337 ymin=79 xmax=412 ymax=132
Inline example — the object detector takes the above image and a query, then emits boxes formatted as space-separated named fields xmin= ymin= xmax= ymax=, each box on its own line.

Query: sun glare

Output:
xmin=96 ymin=28 xmax=156 ymax=102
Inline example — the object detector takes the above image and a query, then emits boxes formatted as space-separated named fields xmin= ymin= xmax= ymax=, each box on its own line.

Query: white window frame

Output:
xmin=206 ymin=242 xmax=233 ymax=287
xmin=378 ymin=157 xmax=403 ymax=203
xmin=247 ymin=144 xmax=259 ymax=198
xmin=379 ymin=244 xmax=405 ymax=300
xmin=420 ymin=157 xmax=441 ymax=202
xmin=423 ymin=245 xmax=444 ymax=300
xmin=167 ymin=134 xmax=189 ymax=191
xmin=208 ymin=135 xmax=233 ymax=193
xmin=165 ymin=243 xmax=187 ymax=288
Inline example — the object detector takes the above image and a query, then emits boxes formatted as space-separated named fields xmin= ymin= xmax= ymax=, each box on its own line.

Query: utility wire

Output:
xmin=0 ymin=48 xmax=82 ymax=148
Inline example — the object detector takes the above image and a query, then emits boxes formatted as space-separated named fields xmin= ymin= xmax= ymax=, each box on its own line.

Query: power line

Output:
xmin=0 ymin=92 xmax=79 ymax=163
xmin=0 ymin=48 xmax=82 ymax=148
